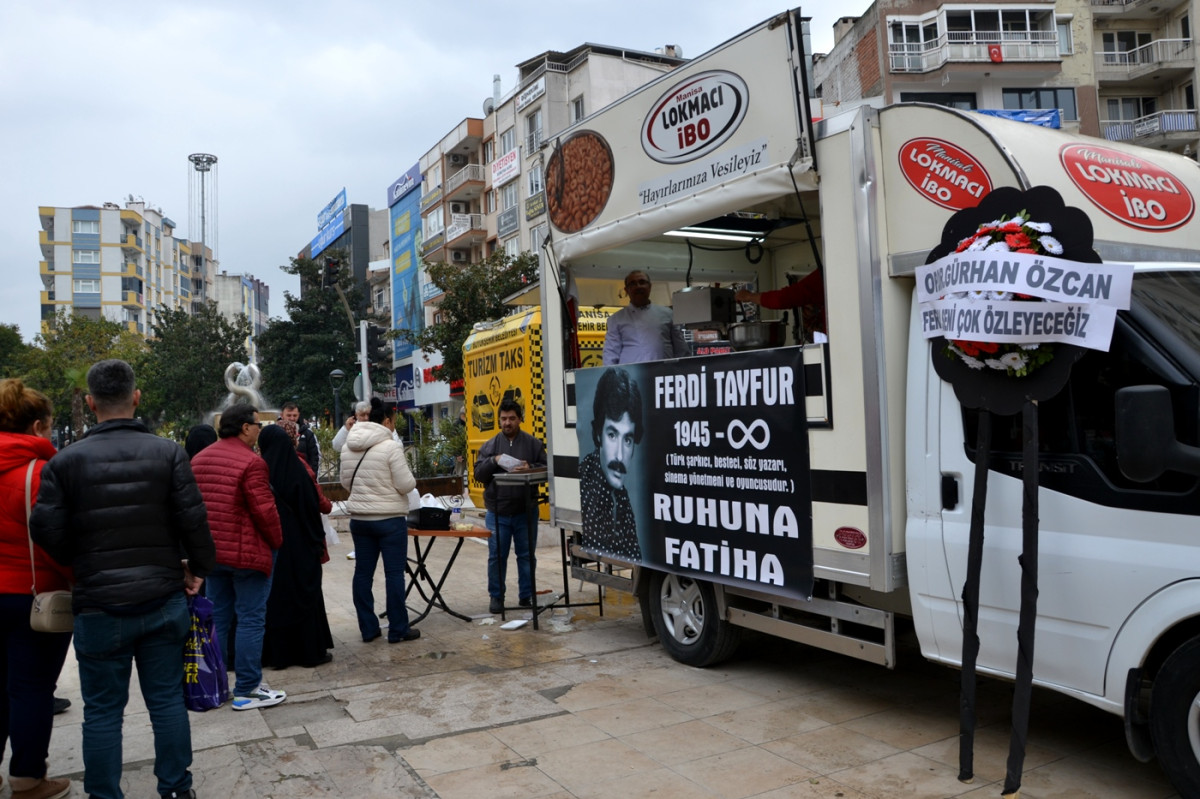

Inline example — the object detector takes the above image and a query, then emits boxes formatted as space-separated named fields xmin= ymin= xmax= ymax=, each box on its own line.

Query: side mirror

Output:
xmin=1115 ymin=385 xmax=1200 ymax=481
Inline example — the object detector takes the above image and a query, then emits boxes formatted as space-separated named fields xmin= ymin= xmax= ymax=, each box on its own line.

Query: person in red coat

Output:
xmin=190 ymin=404 xmax=287 ymax=711
xmin=0 ymin=379 xmax=73 ymax=799
xmin=736 ymin=270 xmax=827 ymax=343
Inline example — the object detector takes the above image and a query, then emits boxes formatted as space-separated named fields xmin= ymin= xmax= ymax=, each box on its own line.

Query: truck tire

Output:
xmin=647 ymin=571 xmax=740 ymax=667
xmin=1150 ymin=635 xmax=1200 ymax=796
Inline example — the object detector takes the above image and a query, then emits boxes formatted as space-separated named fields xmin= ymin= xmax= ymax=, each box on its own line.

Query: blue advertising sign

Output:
xmin=573 ymin=349 xmax=814 ymax=600
xmin=390 ymin=186 xmax=423 ymax=360
xmin=317 ymin=188 xmax=347 ymax=231
xmin=387 ymin=164 xmax=422 ymax=208
xmin=396 ymin=363 xmax=416 ymax=409
xmin=310 ymin=210 xmax=346 ymax=259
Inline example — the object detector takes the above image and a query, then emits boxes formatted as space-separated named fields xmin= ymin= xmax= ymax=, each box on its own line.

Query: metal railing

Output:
xmin=525 ymin=129 xmax=545 ymax=152
xmin=889 ymin=30 xmax=1060 ymax=72
xmin=1099 ymin=38 xmax=1193 ymax=69
xmin=1101 ymin=109 xmax=1199 ymax=141
xmin=445 ymin=164 xmax=486 ymax=195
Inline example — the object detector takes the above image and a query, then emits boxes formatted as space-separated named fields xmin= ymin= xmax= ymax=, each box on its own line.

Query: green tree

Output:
xmin=256 ymin=251 xmax=391 ymax=422
xmin=20 ymin=311 xmax=147 ymax=437
xmin=0 ymin=323 xmax=31 ymax=378
xmin=400 ymin=250 xmax=539 ymax=385
xmin=140 ymin=302 xmax=251 ymax=427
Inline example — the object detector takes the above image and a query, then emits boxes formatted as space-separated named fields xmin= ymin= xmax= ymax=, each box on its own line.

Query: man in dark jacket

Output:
xmin=279 ymin=402 xmax=319 ymax=473
xmin=474 ymin=399 xmax=546 ymax=614
xmin=30 ymin=359 xmax=215 ymax=799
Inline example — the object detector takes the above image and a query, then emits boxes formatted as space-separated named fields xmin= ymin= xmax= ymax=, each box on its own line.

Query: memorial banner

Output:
xmin=573 ymin=348 xmax=814 ymax=600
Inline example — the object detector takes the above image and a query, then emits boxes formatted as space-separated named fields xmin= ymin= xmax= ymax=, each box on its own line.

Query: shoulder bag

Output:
xmin=25 ymin=460 xmax=74 ymax=634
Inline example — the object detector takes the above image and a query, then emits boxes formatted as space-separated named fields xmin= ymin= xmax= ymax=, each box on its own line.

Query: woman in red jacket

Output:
xmin=0 ymin=379 xmax=72 ymax=799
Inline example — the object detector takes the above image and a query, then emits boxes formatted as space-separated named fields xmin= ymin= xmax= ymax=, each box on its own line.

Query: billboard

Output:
xmin=389 ymin=164 xmax=424 ymax=361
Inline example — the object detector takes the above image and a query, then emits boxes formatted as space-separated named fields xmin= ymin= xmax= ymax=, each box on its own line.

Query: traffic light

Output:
xmin=322 ymin=258 xmax=341 ymax=289
xmin=365 ymin=323 xmax=391 ymax=362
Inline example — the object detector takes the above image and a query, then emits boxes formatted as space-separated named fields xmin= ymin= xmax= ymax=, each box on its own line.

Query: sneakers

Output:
xmin=388 ymin=628 xmax=421 ymax=643
xmin=518 ymin=596 xmax=533 ymax=608
xmin=231 ymin=685 xmax=286 ymax=711
xmin=10 ymin=776 xmax=70 ymax=799
xmin=346 ymin=550 xmax=356 ymax=559
xmin=52 ymin=696 xmax=71 ymax=714
xmin=489 ymin=597 xmax=504 ymax=614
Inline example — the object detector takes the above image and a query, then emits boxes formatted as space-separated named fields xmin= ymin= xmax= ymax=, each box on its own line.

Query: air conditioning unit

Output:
xmin=449 ymin=202 xmax=468 ymax=215
xmin=448 ymin=153 xmax=467 ymax=166
xmin=451 ymin=250 xmax=468 ymax=263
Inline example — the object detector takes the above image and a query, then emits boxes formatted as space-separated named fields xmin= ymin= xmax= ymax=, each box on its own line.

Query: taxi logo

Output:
xmin=1061 ymin=143 xmax=1194 ymax=231
xmin=899 ymin=138 xmax=992 ymax=210
xmin=641 ymin=70 xmax=749 ymax=164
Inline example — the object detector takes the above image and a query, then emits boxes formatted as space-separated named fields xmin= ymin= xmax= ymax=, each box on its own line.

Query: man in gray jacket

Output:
xmin=474 ymin=399 xmax=546 ymax=613
xmin=31 ymin=359 xmax=214 ymax=799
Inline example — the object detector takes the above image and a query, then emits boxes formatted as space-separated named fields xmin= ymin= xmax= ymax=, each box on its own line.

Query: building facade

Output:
xmin=37 ymin=199 xmax=214 ymax=337
xmin=213 ymin=270 xmax=271 ymax=360
xmin=812 ymin=0 xmax=1197 ymax=157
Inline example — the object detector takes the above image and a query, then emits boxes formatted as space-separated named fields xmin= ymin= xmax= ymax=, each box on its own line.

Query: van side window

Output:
xmin=962 ymin=317 xmax=1200 ymax=513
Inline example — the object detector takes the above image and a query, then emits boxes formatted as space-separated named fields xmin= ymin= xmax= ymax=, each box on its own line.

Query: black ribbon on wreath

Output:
xmin=924 ymin=185 xmax=1100 ymax=798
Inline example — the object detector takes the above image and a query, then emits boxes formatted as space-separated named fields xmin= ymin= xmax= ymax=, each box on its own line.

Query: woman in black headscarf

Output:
xmin=258 ymin=424 xmax=334 ymax=668
xmin=184 ymin=424 xmax=217 ymax=460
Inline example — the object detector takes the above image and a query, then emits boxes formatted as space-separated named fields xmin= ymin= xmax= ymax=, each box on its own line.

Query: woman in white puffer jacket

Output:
xmin=339 ymin=398 xmax=420 ymax=643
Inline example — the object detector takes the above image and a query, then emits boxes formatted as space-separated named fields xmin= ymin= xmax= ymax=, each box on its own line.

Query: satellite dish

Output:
xmin=482 ymin=97 xmax=495 ymax=115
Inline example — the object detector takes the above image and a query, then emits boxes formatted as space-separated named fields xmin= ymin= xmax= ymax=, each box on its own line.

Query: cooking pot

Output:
xmin=728 ymin=310 xmax=789 ymax=351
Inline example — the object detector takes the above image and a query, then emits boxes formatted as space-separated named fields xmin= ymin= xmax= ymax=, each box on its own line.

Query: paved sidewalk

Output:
xmin=21 ymin=512 xmax=1180 ymax=798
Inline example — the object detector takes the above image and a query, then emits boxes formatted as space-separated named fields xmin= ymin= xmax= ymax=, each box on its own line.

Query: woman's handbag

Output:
xmin=24 ymin=460 xmax=74 ymax=634
xmin=184 ymin=594 xmax=230 ymax=711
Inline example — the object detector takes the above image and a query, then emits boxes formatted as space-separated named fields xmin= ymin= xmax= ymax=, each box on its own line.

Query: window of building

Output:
xmin=503 ymin=236 xmax=520 ymax=258
xmin=73 ymin=278 xmax=100 ymax=293
xmin=72 ymin=219 xmax=99 ymax=234
xmin=428 ymin=164 xmax=442 ymax=188
xmin=1185 ymin=83 xmax=1195 ymax=111
xmin=525 ymin=108 xmax=543 ymax=151
xmin=1057 ymin=20 xmax=1073 ymax=55
xmin=528 ymin=162 xmax=544 ymax=196
xmin=486 ymin=190 xmax=497 ymax=214
xmin=483 ymin=139 xmax=495 ymax=164
xmin=424 ymin=209 xmax=444 ymax=238
xmin=500 ymin=127 xmax=517 ymax=154
xmin=372 ymin=285 xmax=387 ymax=311
xmin=1003 ymin=87 xmax=1078 ymax=121
xmin=1103 ymin=31 xmax=1153 ymax=64
xmin=571 ymin=96 xmax=585 ymax=122
xmin=531 ymin=224 xmax=548 ymax=253
xmin=72 ymin=249 xmax=100 ymax=264
xmin=502 ymin=181 xmax=519 ymax=210
xmin=899 ymin=92 xmax=977 ymax=110
xmin=1107 ymin=96 xmax=1158 ymax=120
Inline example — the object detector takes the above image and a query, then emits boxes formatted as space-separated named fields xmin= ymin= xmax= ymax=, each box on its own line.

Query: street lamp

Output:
xmin=328 ymin=368 xmax=346 ymax=426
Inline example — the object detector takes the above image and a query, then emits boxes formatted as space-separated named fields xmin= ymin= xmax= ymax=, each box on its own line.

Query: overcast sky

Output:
xmin=2 ymin=1 xmax=850 ymax=344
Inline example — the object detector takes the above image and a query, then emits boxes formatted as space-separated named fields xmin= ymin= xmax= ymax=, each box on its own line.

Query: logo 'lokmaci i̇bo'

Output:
xmin=1060 ymin=143 xmax=1195 ymax=231
xmin=899 ymin=137 xmax=993 ymax=211
xmin=641 ymin=70 xmax=749 ymax=164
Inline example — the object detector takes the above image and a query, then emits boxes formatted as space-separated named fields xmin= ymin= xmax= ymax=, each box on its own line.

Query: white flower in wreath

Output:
xmin=958 ymin=353 xmax=986 ymax=369
xmin=1025 ymin=220 xmax=1052 ymax=233
xmin=966 ymin=290 xmax=988 ymax=301
xmin=989 ymin=291 xmax=1012 ymax=301
xmin=1000 ymin=352 xmax=1029 ymax=370
xmin=966 ymin=237 xmax=990 ymax=252
xmin=1020 ymin=343 xmax=1042 ymax=350
xmin=985 ymin=358 xmax=1007 ymax=370
xmin=1039 ymin=235 xmax=1064 ymax=255
xmin=985 ymin=240 xmax=1011 ymax=252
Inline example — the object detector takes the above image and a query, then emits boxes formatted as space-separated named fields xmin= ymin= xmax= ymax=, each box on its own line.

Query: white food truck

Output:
xmin=534 ymin=9 xmax=1200 ymax=794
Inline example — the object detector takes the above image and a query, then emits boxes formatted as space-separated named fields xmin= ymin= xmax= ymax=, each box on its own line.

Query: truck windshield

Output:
xmin=1130 ymin=269 xmax=1200 ymax=381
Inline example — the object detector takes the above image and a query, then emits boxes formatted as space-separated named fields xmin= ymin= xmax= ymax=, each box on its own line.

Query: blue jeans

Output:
xmin=206 ymin=562 xmax=273 ymax=697
xmin=0 ymin=594 xmax=72 ymax=780
xmin=350 ymin=517 xmax=412 ymax=641
xmin=486 ymin=510 xmax=532 ymax=602
xmin=73 ymin=592 xmax=193 ymax=799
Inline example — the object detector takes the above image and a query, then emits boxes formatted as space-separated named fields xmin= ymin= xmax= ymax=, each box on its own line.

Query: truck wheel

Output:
xmin=647 ymin=571 xmax=740 ymax=667
xmin=1150 ymin=635 xmax=1200 ymax=796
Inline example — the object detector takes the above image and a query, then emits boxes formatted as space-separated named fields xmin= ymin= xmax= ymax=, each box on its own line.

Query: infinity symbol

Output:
xmin=726 ymin=419 xmax=770 ymax=450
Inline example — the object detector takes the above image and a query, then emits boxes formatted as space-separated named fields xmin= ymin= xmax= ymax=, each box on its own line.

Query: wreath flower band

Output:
xmin=943 ymin=211 xmax=1059 ymax=377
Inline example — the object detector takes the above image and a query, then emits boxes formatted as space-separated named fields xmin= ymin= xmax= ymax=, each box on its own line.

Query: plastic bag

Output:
xmin=184 ymin=595 xmax=229 ymax=711
xmin=322 ymin=513 xmax=340 ymax=546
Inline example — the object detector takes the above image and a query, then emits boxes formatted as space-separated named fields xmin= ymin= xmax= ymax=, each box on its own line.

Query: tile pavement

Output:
xmin=6 ymin=512 xmax=1183 ymax=799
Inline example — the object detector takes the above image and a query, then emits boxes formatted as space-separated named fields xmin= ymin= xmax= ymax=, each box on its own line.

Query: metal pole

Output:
xmin=360 ymin=320 xmax=370 ymax=401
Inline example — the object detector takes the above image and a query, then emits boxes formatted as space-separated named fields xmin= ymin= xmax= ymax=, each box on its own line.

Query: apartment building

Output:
xmin=812 ymin=0 xmax=1197 ymax=157
xmin=37 ymin=199 xmax=213 ymax=337
xmin=213 ymin=270 xmax=271 ymax=360
xmin=388 ymin=43 xmax=686 ymax=414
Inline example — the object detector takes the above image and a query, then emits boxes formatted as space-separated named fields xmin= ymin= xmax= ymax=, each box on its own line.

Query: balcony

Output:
xmin=525 ymin=128 xmax=545 ymax=153
xmin=1101 ymin=110 xmax=1199 ymax=148
xmin=1097 ymin=39 xmax=1194 ymax=87
xmin=40 ymin=290 xmax=59 ymax=304
xmin=122 ymin=262 xmax=144 ymax=278
xmin=40 ymin=260 xmax=56 ymax=275
xmin=890 ymin=30 xmax=1061 ymax=73
xmin=445 ymin=164 xmax=487 ymax=202
xmin=120 ymin=209 xmax=142 ymax=229
xmin=445 ymin=213 xmax=486 ymax=249
xmin=121 ymin=233 xmax=143 ymax=254
xmin=1091 ymin=0 xmax=1189 ymax=20
xmin=125 ymin=320 xmax=145 ymax=335
xmin=39 ymin=229 xmax=60 ymax=259
xmin=123 ymin=291 xmax=144 ymax=307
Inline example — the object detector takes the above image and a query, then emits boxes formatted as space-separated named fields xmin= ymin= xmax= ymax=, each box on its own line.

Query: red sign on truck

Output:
xmin=899 ymin=137 xmax=992 ymax=211
xmin=1060 ymin=143 xmax=1195 ymax=231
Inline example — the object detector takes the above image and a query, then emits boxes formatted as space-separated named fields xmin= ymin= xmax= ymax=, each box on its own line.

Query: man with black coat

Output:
xmin=30 ymin=359 xmax=215 ymax=799
xmin=474 ymin=398 xmax=546 ymax=614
